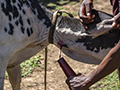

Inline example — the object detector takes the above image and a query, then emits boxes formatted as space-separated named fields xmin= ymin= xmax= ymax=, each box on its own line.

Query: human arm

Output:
xmin=68 ymin=40 xmax=120 ymax=90
xmin=112 ymin=12 xmax=120 ymax=29
xmin=78 ymin=0 xmax=95 ymax=29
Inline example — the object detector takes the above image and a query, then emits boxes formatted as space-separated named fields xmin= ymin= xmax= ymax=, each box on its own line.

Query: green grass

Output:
xmin=69 ymin=1 xmax=77 ymax=5
xmin=20 ymin=53 xmax=44 ymax=77
xmin=5 ymin=53 xmax=44 ymax=77
xmin=90 ymin=70 xmax=120 ymax=90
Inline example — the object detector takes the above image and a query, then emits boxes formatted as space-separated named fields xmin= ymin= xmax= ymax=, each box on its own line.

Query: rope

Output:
xmin=45 ymin=10 xmax=73 ymax=90
xmin=44 ymin=47 xmax=47 ymax=90
xmin=48 ymin=10 xmax=74 ymax=44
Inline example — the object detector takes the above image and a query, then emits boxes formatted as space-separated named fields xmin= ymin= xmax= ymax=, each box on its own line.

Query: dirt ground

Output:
xmin=4 ymin=0 xmax=113 ymax=90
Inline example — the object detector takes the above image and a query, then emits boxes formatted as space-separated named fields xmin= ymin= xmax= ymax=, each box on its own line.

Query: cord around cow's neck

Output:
xmin=48 ymin=10 xmax=74 ymax=44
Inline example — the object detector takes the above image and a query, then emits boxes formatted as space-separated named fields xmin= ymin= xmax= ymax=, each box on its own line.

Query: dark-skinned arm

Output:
xmin=87 ymin=39 xmax=120 ymax=87
xmin=69 ymin=40 xmax=120 ymax=90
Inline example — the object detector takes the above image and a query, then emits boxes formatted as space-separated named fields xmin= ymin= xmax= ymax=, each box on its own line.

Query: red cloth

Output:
xmin=110 ymin=0 xmax=119 ymax=15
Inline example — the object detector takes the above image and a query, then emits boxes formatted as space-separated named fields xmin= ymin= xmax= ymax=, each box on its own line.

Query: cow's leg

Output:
xmin=0 ymin=69 xmax=6 ymax=90
xmin=0 ymin=57 xmax=9 ymax=90
xmin=7 ymin=65 xmax=21 ymax=90
xmin=117 ymin=67 xmax=120 ymax=81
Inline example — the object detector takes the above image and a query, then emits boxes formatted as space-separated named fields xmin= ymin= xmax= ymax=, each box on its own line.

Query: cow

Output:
xmin=0 ymin=0 xmax=119 ymax=90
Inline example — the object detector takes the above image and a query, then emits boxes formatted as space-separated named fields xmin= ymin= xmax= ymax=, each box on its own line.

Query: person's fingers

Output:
xmin=66 ymin=76 xmax=74 ymax=85
xmin=85 ymin=2 xmax=92 ymax=17
xmin=92 ymin=14 xmax=95 ymax=19
xmin=112 ymin=13 xmax=120 ymax=27
xmin=80 ymin=18 xmax=94 ymax=24
xmin=80 ymin=14 xmax=95 ymax=29
xmin=83 ymin=24 xmax=88 ymax=29
xmin=112 ymin=22 xmax=120 ymax=30
xmin=80 ymin=18 xmax=83 ymax=22
xmin=85 ymin=25 xmax=88 ymax=29
xmin=118 ymin=24 xmax=120 ymax=29
xmin=66 ymin=76 xmax=75 ymax=90
xmin=80 ymin=14 xmax=95 ymax=22
xmin=112 ymin=22 xmax=117 ymax=27
xmin=80 ymin=19 xmax=88 ymax=29
xmin=78 ymin=4 xmax=86 ymax=18
xmin=114 ymin=13 xmax=120 ymax=22
xmin=80 ymin=18 xmax=92 ymax=29
xmin=116 ymin=24 xmax=120 ymax=29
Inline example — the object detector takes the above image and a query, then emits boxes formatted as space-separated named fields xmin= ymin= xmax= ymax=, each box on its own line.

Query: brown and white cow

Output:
xmin=0 ymin=0 xmax=119 ymax=90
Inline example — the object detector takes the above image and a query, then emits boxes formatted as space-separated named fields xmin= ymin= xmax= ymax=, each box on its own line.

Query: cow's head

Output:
xmin=53 ymin=9 xmax=120 ymax=64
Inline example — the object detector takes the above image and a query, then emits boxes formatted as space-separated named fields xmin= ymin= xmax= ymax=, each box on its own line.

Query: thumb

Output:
xmin=112 ymin=22 xmax=117 ymax=28
xmin=66 ymin=76 xmax=74 ymax=85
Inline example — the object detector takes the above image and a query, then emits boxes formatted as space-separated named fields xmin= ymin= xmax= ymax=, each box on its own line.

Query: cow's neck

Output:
xmin=24 ymin=2 xmax=53 ymax=47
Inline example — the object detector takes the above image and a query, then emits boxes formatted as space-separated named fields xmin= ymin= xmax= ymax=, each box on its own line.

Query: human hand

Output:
xmin=66 ymin=74 xmax=90 ymax=90
xmin=89 ymin=18 xmax=114 ymax=38
xmin=112 ymin=13 xmax=120 ymax=29
xmin=78 ymin=0 xmax=95 ymax=29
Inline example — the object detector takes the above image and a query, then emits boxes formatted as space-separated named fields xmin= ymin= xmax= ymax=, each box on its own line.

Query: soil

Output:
xmin=4 ymin=0 xmax=113 ymax=90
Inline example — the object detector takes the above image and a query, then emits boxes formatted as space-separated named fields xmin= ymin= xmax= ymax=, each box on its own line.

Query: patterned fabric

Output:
xmin=110 ymin=0 xmax=119 ymax=15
